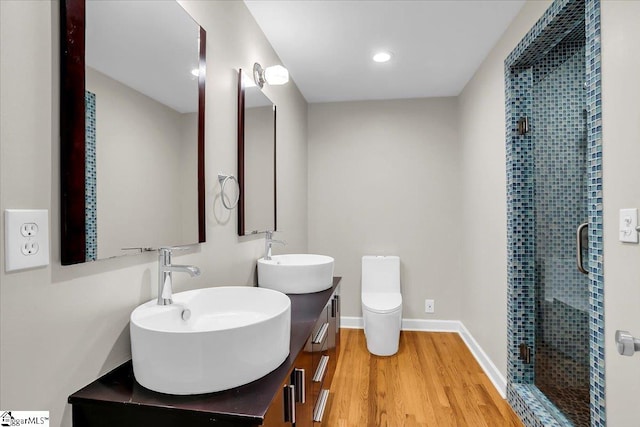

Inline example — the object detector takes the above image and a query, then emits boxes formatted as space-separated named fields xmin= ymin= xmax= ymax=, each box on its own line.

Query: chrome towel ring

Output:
xmin=218 ymin=173 xmax=240 ymax=209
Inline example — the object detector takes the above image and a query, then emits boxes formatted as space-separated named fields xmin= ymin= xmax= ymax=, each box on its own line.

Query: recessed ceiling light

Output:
xmin=191 ymin=68 xmax=200 ymax=77
xmin=373 ymin=52 xmax=392 ymax=63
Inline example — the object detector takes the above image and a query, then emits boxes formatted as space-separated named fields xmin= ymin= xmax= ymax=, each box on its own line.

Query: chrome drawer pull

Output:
xmin=293 ymin=368 xmax=306 ymax=403
xmin=313 ymin=323 xmax=329 ymax=344
xmin=283 ymin=384 xmax=295 ymax=423
xmin=313 ymin=355 xmax=329 ymax=383
xmin=313 ymin=389 xmax=330 ymax=422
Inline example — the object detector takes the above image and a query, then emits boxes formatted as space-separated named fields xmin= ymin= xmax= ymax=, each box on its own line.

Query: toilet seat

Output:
xmin=362 ymin=292 xmax=402 ymax=314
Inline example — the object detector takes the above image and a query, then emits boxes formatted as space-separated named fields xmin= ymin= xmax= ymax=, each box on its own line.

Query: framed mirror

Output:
xmin=60 ymin=0 xmax=206 ymax=265
xmin=237 ymin=70 xmax=276 ymax=236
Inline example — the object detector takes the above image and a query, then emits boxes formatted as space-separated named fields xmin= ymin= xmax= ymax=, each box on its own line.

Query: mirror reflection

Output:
xmin=238 ymin=70 xmax=276 ymax=236
xmin=60 ymin=0 xmax=205 ymax=264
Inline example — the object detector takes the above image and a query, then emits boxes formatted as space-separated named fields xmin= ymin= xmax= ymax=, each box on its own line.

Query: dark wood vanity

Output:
xmin=68 ymin=279 xmax=341 ymax=427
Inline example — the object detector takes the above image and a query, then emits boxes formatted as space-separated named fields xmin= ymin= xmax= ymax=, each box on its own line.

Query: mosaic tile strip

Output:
xmin=509 ymin=383 xmax=572 ymax=427
xmin=507 ymin=0 xmax=583 ymax=69
xmin=85 ymin=91 xmax=97 ymax=262
xmin=505 ymin=0 xmax=605 ymax=426
xmin=585 ymin=0 xmax=605 ymax=424
xmin=505 ymin=62 xmax=536 ymax=386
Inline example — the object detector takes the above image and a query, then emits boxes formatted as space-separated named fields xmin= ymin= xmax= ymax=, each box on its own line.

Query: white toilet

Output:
xmin=361 ymin=256 xmax=402 ymax=356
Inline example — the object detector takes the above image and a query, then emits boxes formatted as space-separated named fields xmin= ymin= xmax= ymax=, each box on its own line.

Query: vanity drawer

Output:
xmin=311 ymin=307 xmax=328 ymax=341
xmin=325 ymin=293 xmax=340 ymax=388
xmin=304 ymin=304 xmax=329 ymax=353
xmin=304 ymin=326 xmax=328 ymax=387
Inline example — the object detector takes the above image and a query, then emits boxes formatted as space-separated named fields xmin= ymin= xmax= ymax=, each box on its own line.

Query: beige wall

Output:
xmin=3 ymin=0 xmax=639 ymax=425
xmin=179 ymin=111 xmax=199 ymax=242
xmin=601 ymin=1 xmax=640 ymax=425
xmin=307 ymin=98 xmax=461 ymax=320
xmin=244 ymin=105 xmax=276 ymax=233
xmin=459 ymin=0 xmax=640 ymax=424
xmin=0 ymin=2 xmax=308 ymax=426
xmin=457 ymin=0 xmax=552 ymax=383
xmin=87 ymin=67 xmax=198 ymax=258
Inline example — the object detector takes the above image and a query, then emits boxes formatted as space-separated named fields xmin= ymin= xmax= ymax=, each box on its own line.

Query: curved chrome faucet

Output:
xmin=158 ymin=247 xmax=201 ymax=305
xmin=264 ymin=231 xmax=285 ymax=261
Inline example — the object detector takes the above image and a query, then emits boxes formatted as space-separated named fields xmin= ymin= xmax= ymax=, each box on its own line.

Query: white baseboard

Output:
xmin=401 ymin=318 xmax=461 ymax=332
xmin=457 ymin=323 xmax=507 ymax=398
xmin=339 ymin=316 xmax=506 ymax=398
xmin=340 ymin=316 xmax=364 ymax=329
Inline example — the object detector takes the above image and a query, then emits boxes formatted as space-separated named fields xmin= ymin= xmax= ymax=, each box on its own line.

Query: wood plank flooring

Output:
xmin=322 ymin=329 xmax=523 ymax=427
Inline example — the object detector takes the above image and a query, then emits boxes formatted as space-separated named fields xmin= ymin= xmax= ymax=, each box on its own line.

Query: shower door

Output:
xmin=531 ymin=35 xmax=590 ymax=427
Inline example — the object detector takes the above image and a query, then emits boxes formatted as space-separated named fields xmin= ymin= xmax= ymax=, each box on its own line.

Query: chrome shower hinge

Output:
xmin=519 ymin=343 xmax=532 ymax=364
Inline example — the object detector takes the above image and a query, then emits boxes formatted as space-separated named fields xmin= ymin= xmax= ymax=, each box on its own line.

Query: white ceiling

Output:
xmin=244 ymin=0 xmax=525 ymax=103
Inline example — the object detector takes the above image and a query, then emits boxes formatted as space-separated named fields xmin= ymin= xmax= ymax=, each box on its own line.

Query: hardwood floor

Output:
xmin=322 ymin=329 xmax=523 ymax=427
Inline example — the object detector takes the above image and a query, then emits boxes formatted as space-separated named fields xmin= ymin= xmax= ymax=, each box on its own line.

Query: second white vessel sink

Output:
xmin=130 ymin=286 xmax=291 ymax=395
xmin=258 ymin=254 xmax=334 ymax=294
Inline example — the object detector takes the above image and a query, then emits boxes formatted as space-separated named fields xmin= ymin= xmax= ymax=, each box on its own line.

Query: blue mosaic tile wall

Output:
xmin=505 ymin=0 xmax=604 ymax=426
xmin=584 ymin=0 xmax=605 ymax=423
xmin=532 ymin=36 xmax=591 ymax=427
xmin=85 ymin=91 xmax=97 ymax=262
xmin=510 ymin=384 xmax=569 ymax=427
xmin=506 ymin=63 xmax=536 ymax=387
xmin=532 ymin=32 xmax=590 ymax=377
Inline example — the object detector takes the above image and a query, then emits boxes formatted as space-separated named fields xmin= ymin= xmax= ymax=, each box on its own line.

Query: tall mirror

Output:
xmin=237 ymin=70 xmax=276 ymax=236
xmin=60 ymin=0 xmax=206 ymax=265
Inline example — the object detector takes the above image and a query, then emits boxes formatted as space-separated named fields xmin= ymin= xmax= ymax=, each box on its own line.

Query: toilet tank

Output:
xmin=361 ymin=256 xmax=400 ymax=293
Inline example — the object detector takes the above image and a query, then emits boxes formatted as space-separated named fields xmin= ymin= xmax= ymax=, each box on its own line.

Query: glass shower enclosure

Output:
xmin=504 ymin=0 xmax=605 ymax=426
xmin=531 ymin=28 xmax=590 ymax=427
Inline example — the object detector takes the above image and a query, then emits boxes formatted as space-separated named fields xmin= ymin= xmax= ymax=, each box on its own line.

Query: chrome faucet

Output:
xmin=157 ymin=247 xmax=201 ymax=305
xmin=264 ymin=231 xmax=285 ymax=261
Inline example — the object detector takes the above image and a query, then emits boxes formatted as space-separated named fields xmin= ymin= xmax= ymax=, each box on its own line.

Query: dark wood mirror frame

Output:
xmin=60 ymin=0 xmax=206 ymax=265
xmin=237 ymin=69 xmax=277 ymax=237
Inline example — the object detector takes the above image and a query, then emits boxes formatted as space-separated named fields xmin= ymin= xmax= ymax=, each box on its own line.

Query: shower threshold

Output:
xmin=509 ymin=383 xmax=574 ymax=427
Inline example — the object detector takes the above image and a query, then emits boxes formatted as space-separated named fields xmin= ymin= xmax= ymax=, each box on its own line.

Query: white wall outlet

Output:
xmin=425 ymin=299 xmax=435 ymax=313
xmin=619 ymin=208 xmax=639 ymax=243
xmin=4 ymin=209 xmax=49 ymax=272
xmin=20 ymin=222 xmax=39 ymax=237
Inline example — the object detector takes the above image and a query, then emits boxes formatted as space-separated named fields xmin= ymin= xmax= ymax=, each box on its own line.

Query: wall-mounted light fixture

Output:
xmin=253 ymin=62 xmax=289 ymax=89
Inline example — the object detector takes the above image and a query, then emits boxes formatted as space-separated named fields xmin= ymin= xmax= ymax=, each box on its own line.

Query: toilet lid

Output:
xmin=362 ymin=292 xmax=402 ymax=314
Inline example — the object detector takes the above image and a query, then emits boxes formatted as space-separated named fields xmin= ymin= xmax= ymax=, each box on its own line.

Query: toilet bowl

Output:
xmin=361 ymin=256 xmax=402 ymax=356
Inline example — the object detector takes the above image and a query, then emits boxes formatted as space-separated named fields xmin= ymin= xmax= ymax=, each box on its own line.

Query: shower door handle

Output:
xmin=576 ymin=222 xmax=589 ymax=274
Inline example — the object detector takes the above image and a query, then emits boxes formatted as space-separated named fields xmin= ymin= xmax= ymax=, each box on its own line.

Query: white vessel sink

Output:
xmin=258 ymin=254 xmax=334 ymax=294
xmin=130 ymin=286 xmax=291 ymax=395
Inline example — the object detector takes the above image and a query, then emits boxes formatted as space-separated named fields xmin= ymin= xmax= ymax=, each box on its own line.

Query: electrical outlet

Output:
xmin=4 ymin=209 xmax=49 ymax=272
xmin=20 ymin=222 xmax=39 ymax=237
xmin=425 ymin=299 xmax=435 ymax=313
xmin=21 ymin=241 xmax=40 ymax=255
